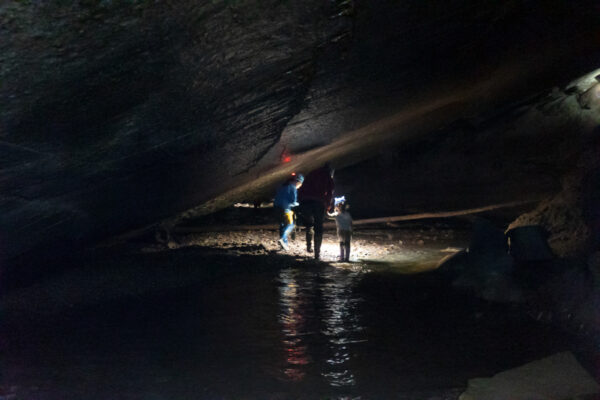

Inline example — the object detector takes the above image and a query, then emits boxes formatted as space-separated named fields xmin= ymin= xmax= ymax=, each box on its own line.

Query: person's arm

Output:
xmin=325 ymin=176 xmax=335 ymax=212
xmin=289 ymin=185 xmax=299 ymax=208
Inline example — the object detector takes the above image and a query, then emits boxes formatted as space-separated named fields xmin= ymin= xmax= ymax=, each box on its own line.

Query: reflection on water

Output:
xmin=278 ymin=265 xmax=365 ymax=388
xmin=2 ymin=253 xmax=572 ymax=399
xmin=321 ymin=268 xmax=365 ymax=387
xmin=278 ymin=269 xmax=312 ymax=382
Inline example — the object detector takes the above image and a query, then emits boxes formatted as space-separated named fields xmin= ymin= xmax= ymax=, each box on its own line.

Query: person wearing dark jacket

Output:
xmin=298 ymin=164 xmax=334 ymax=260
xmin=274 ymin=173 xmax=304 ymax=251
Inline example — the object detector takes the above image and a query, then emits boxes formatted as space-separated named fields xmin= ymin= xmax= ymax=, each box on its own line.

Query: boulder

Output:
xmin=438 ymin=218 xmax=523 ymax=302
xmin=459 ymin=352 xmax=600 ymax=400
xmin=435 ymin=249 xmax=469 ymax=278
xmin=506 ymin=225 xmax=554 ymax=262
xmin=507 ymin=172 xmax=592 ymax=258
xmin=449 ymin=251 xmax=522 ymax=303
xmin=469 ymin=218 xmax=508 ymax=256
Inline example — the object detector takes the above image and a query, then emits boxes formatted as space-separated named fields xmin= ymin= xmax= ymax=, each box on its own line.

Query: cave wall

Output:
xmin=1 ymin=0 xmax=352 ymax=263
xmin=333 ymin=81 xmax=600 ymax=219
xmin=1 ymin=0 xmax=599 ymax=269
xmin=507 ymin=130 xmax=600 ymax=257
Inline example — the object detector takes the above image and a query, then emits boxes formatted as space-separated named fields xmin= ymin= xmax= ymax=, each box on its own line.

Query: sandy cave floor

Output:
xmin=146 ymin=221 xmax=471 ymax=274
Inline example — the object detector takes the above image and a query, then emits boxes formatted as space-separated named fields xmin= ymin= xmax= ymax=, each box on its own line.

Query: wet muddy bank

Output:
xmin=161 ymin=221 xmax=469 ymax=267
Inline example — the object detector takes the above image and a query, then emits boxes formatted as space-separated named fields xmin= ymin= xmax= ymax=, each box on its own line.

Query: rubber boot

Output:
xmin=306 ymin=228 xmax=313 ymax=253
xmin=314 ymin=235 xmax=322 ymax=260
xmin=283 ymin=223 xmax=295 ymax=242
xmin=344 ymin=243 xmax=351 ymax=262
xmin=339 ymin=243 xmax=345 ymax=262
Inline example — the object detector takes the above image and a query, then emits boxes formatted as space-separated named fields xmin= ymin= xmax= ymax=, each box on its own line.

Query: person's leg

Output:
xmin=340 ymin=231 xmax=352 ymax=261
xmin=302 ymin=203 xmax=315 ymax=252
xmin=305 ymin=227 xmax=314 ymax=252
xmin=283 ymin=210 xmax=294 ymax=242
xmin=278 ymin=210 xmax=293 ymax=250
xmin=276 ymin=207 xmax=285 ymax=239
xmin=313 ymin=202 xmax=325 ymax=259
xmin=291 ymin=212 xmax=297 ymax=241
xmin=345 ymin=232 xmax=352 ymax=261
xmin=282 ymin=222 xmax=295 ymax=243
xmin=338 ymin=230 xmax=345 ymax=261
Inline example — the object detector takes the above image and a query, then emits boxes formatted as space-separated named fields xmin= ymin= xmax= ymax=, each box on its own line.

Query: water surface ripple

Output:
xmin=2 ymin=257 xmax=570 ymax=399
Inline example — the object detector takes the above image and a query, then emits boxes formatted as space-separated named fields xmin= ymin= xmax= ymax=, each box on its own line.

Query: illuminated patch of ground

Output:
xmin=153 ymin=223 xmax=470 ymax=275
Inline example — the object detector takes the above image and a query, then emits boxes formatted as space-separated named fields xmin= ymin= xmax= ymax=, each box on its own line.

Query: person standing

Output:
xmin=329 ymin=201 xmax=353 ymax=262
xmin=298 ymin=163 xmax=335 ymax=260
xmin=274 ymin=173 xmax=304 ymax=251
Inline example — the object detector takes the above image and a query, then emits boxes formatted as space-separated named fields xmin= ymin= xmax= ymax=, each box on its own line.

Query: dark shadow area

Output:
xmin=1 ymin=243 xmax=586 ymax=399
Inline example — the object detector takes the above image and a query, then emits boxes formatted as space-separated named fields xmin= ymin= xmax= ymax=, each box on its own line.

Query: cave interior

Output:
xmin=1 ymin=1 xmax=600 ymax=398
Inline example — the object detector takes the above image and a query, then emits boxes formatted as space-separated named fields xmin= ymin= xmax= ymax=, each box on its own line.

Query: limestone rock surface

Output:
xmin=1 ymin=0 xmax=599 ymax=276
xmin=459 ymin=352 xmax=600 ymax=400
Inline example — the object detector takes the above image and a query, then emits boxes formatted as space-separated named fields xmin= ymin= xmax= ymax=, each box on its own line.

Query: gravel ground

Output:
xmin=145 ymin=221 xmax=470 ymax=274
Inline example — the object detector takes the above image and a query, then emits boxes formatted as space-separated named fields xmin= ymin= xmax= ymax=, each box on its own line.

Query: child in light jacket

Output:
xmin=330 ymin=201 xmax=353 ymax=261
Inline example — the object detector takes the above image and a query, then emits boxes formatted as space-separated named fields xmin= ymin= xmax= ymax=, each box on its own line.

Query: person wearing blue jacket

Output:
xmin=274 ymin=173 xmax=304 ymax=251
